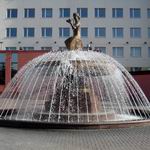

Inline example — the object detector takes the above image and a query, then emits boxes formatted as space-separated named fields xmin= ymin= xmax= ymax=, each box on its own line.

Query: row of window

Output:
xmin=4 ymin=47 xmax=150 ymax=58
xmin=7 ymin=8 xmax=150 ymax=18
xmin=112 ymin=47 xmax=142 ymax=58
xmin=6 ymin=27 xmax=150 ymax=38
xmin=96 ymin=47 xmax=150 ymax=58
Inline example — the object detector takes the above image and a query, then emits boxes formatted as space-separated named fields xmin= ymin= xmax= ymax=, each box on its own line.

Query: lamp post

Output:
xmin=18 ymin=41 xmax=22 ymax=50
xmin=0 ymin=42 xmax=3 ymax=50
xmin=88 ymin=41 xmax=93 ymax=50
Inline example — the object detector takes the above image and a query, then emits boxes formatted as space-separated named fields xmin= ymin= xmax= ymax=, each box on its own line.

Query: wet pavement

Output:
xmin=0 ymin=126 xmax=149 ymax=150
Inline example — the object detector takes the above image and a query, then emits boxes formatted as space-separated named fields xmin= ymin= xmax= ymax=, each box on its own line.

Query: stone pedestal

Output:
xmin=65 ymin=36 xmax=83 ymax=50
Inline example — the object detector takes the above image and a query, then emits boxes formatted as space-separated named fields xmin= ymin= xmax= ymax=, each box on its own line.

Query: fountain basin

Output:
xmin=0 ymin=50 xmax=150 ymax=128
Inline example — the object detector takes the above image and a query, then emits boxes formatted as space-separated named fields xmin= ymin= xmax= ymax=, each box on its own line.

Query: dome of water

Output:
xmin=0 ymin=50 xmax=150 ymax=125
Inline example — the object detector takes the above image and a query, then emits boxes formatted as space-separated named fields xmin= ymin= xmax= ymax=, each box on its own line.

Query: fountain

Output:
xmin=0 ymin=13 xmax=150 ymax=128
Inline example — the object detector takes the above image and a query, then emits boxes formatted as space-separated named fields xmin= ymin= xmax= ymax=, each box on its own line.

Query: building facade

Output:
xmin=0 ymin=0 xmax=150 ymax=70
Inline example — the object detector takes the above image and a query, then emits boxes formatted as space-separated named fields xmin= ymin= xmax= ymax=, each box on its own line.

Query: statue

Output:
xmin=65 ymin=13 xmax=83 ymax=50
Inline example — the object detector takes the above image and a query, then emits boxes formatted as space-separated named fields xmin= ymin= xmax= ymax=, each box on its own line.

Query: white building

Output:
xmin=0 ymin=0 xmax=150 ymax=70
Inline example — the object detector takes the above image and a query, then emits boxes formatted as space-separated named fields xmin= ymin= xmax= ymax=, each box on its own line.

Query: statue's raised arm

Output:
xmin=66 ymin=13 xmax=80 ymax=30
xmin=65 ymin=13 xmax=83 ymax=50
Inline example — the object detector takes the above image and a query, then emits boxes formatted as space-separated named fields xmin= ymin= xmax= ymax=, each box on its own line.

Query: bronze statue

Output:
xmin=65 ymin=13 xmax=83 ymax=50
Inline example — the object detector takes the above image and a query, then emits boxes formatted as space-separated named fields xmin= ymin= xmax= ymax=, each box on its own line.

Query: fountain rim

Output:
xmin=0 ymin=49 xmax=150 ymax=129
xmin=0 ymin=118 xmax=150 ymax=129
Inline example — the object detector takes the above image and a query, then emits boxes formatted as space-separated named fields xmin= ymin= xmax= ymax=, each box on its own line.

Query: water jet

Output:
xmin=0 ymin=13 xmax=150 ymax=129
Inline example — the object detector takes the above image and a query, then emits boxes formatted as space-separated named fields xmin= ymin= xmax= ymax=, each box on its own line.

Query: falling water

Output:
xmin=0 ymin=50 xmax=150 ymax=124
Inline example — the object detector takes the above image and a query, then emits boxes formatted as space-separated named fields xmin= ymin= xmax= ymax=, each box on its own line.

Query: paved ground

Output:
xmin=0 ymin=126 xmax=150 ymax=150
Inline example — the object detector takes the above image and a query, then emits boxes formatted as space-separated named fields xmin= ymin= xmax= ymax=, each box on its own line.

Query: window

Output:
xmin=81 ymin=27 xmax=88 ymax=37
xmin=113 ymin=47 xmax=124 ymax=57
xmin=112 ymin=8 xmax=123 ymax=18
xmin=7 ymin=9 xmax=17 ymax=18
xmin=77 ymin=8 xmax=88 ymax=18
xmin=130 ymin=8 xmax=141 ymax=18
xmin=148 ymin=28 xmax=150 ymax=38
xmin=59 ymin=47 xmax=66 ymax=51
xmin=24 ymin=28 xmax=35 ymax=37
xmin=42 ymin=8 xmax=52 ymax=18
xmin=12 ymin=53 xmax=18 ymax=62
xmin=130 ymin=47 xmax=141 ymax=57
xmin=59 ymin=8 xmax=70 ymax=18
xmin=148 ymin=47 xmax=150 ymax=57
xmin=95 ymin=8 xmax=105 ymax=18
xmin=112 ymin=28 xmax=123 ymax=38
xmin=148 ymin=8 xmax=150 ymax=18
xmin=6 ymin=28 xmax=17 ymax=37
xmin=11 ymin=53 xmax=18 ymax=78
xmin=41 ymin=47 xmax=52 ymax=51
xmin=130 ymin=28 xmax=141 ymax=38
xmin=23 ymin=47 xmax=34 ymax=50
xmin=95 ymin=47 xmax=106 ymax=53
xmin=42 ymin=28 xmax=52 ymax=37
xmin=0 ymin=54 xmax=5 ymax=85
xmin=0 ymin=54 xmax=5 ymax=62
xmin=6 ymin=47 xmax=16 ymax=50
xmin=130 ymin=67 xmax=142 ymax=72
xmin=59 ymin=28 xmax=70 ymax=37
xmin=24 ymin=8 xmax=35 ymax=18
xmin=95 ymin=27 xmax=106 ymax=37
